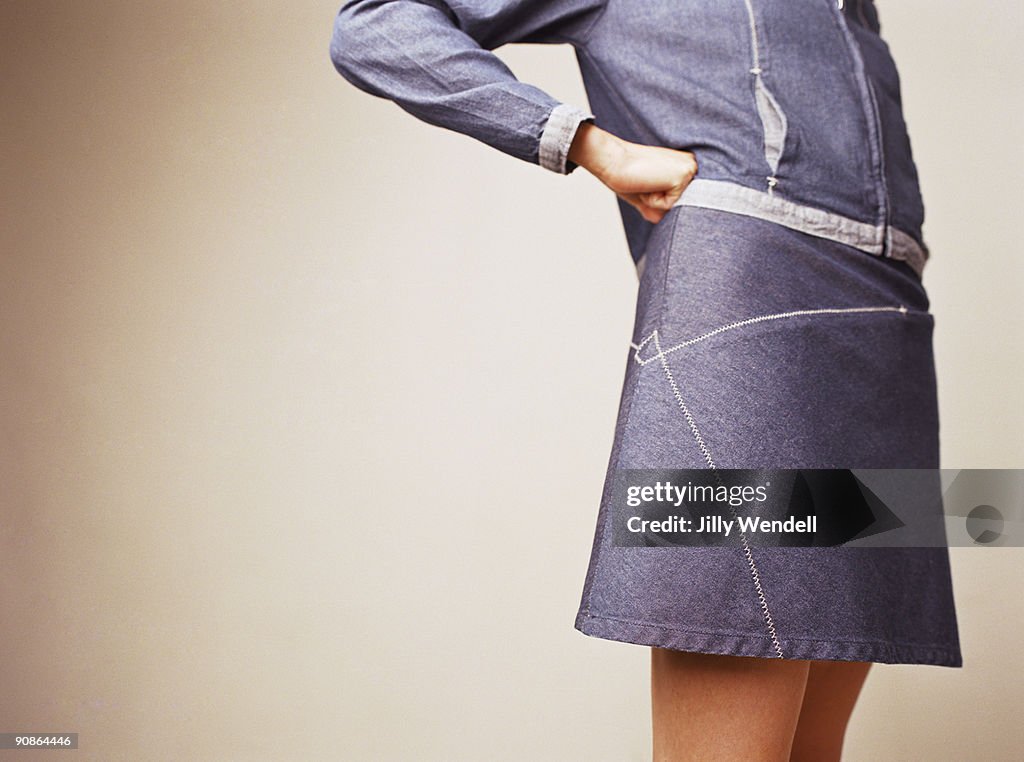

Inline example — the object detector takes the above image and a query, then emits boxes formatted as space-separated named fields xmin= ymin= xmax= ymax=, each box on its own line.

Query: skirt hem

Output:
xmin=574 ymin=610 xmax=963 ymax=668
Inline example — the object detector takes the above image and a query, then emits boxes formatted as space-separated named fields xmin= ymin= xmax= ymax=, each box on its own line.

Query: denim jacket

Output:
xmin=330 ymin=0 xmax=930 ymax=277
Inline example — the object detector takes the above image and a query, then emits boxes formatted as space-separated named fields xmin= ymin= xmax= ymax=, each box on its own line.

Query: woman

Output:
xmin=329 ymin=1 xmax=962 ymax=759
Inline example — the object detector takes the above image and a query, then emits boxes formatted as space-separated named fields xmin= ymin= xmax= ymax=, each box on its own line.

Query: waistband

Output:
xmin=636 ymin=178 xmax=929 ymax=280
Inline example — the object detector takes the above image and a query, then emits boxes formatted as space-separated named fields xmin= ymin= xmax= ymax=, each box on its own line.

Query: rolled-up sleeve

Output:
xmin=329 ymin=0 xmax=604 ymax=174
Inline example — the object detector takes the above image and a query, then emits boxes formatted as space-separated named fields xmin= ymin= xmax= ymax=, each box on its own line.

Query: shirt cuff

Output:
xmin=538 ymin=103 xmax=596 ymax=175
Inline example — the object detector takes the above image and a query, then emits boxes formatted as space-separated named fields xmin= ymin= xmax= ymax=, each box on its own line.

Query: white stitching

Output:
xmin=743 ymin=0 xmax=762 ymax=71
xmin=632 ymin=304 xmax=910 ymax=364
xmin=651 ymin=329 xmax=785 ymax=659
xmin=636 ymin=301 xmax=915 ymax=659
xmin=651 ymin=330 xmax=716 ymax=471
xmin=743 ymin=0 xmax=788 ymax=192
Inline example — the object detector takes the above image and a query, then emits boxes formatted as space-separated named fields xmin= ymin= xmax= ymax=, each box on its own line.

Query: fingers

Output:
xmin=634 ymin=165 xmax=697 ymax=222
xmin=611 ymin=145 xmax=699 ymax=224
xmin=641 ymin=191 xmax=676 ymax=210
xmin=626 ymin=197 xmax=668 ymax=224
xmin=622 ymin=191 xmax=677 ymax=224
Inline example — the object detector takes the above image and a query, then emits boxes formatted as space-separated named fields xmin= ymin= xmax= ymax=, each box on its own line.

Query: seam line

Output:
xmin=632 ymin=304 xmax=911 ymax=364
xmin=651 ymin=329 xmax=785 ymax=658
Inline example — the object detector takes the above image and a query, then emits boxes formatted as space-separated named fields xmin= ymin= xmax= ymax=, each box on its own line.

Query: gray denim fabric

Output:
xmin=330 ymin=0 xmax=930 ymax=276
xmin=575 ymin=205 xmax=961 ymax=666
xmin=329 ymin=1 xmax=963 ymax=665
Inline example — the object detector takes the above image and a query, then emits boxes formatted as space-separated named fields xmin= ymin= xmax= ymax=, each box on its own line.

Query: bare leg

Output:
xmin=651 ymin=647 xmax=811 ymax=762
xmin=788 ymin=660 xmax=872 ymax=762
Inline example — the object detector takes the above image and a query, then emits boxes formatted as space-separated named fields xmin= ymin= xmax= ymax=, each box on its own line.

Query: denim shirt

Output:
xmin=330 ymin=0 xmax=930 ymax=277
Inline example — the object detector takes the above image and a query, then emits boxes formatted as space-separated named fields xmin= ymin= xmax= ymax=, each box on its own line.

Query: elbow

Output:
xmin=329 ymin=2 xmax=379 ymax=85
xmin=329 ymin=8 xmax=357 ymax=80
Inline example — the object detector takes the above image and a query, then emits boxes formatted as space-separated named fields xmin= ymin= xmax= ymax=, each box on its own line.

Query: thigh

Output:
xmin=650 ymin=647 xmax=810 ymax=762
xmin=789 ymin=659 xmax=873 ymax=762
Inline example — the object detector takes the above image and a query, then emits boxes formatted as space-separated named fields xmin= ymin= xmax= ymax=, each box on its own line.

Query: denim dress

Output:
xmin=330 ymin=0 xmax=963 ymax=666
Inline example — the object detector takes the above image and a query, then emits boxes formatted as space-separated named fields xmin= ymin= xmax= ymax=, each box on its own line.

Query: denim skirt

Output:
xmin=573 ymin=205 xmax=963 ymax=667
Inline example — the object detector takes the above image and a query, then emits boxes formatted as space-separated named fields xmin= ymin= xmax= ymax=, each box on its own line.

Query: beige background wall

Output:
xmin=1 ymin=2 xmax=1021 ymax=760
